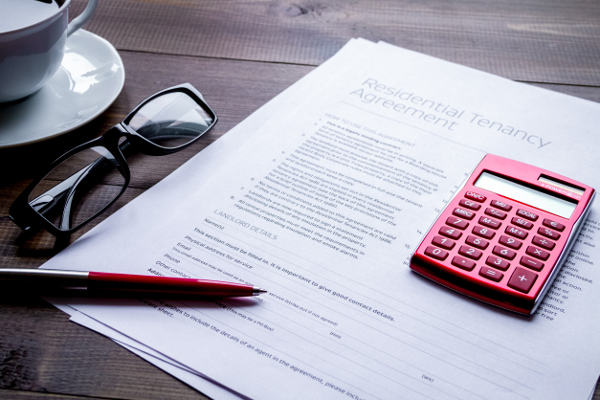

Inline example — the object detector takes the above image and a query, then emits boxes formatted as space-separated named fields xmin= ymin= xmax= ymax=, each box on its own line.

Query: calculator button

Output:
xmin=526 ymin=246 xmax=550 ymax=261
xmin=543 ymin=218 xmax=565 ymax=232
xmin=439 ymin=226 xmax=462 ymax=239
xmin=511 ymin=217 xmax=533 ymax=230
xmin=479 ymin=216 xmax=501 ymax=229
xmin=485 ymin=207 xmax=507 ymax=220
xmin=453 ymin=208 xmax=475 ymax=220
xmin=490 ymin=200 xmax=512 ymax=211
xmin=516 ymin=209 xmax=538 ymax=221
xmin=451 ymin=256 xmax=476 ymax=271
xmin=459 ymin=199 xmax=481 ymax=210
xmin=538 ymin=227 xmax=560 ymax=240
xmin=432 ymin=235 xmax=455 ymax=250
xmin=472 ymin=225 xmax=495 ymax=239
xmin=486 ymin=255 xmax=510 ymax=271
xmin=464 ymin=191 xmax=486 ymax=202
xmin=479 ymin=266 xmax=504 ymax=282
xmin=466 ymin=235 xmax=489 ymax=249
xmin=493 ymin=245 xmax=517 ymax=260
xmin=446 ymin=216 xmax=469 ymax=230
xmin=459 ymin=245 xmax=482 ymax=260
xmin=505 ymin=226 xmax=528 ymax=240
xmin=520 ymin=255 xmax=544 ymax=271
xmin=425 ymin=246 xmax=448 ymax=260
xmin=508 ymin=267 xmax=538 ymax=293
xmin=532 ymin=235 xmax=555 ymax=250
xmin=498 ymin=235 xmax=522 ymax=250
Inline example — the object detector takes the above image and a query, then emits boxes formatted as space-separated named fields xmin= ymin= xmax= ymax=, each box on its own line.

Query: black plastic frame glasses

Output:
xmin=10 ymin=83 xmax=217 ymax=237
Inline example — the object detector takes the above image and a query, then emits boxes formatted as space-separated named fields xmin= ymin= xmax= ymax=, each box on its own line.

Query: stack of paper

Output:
xmin=45 ymin=39 xmax=600 ymax=399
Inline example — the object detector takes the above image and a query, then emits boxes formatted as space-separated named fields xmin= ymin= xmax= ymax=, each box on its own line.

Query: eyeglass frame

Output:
xmin=9 ymin=82 xmax=218 ymax=237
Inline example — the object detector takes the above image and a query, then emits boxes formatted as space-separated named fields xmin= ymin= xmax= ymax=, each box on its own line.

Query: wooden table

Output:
xmin=1 ymin=1 xmax=599 ymax=398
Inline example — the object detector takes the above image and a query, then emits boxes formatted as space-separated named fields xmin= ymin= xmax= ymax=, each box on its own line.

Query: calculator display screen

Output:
xmin=474 ymin=171 xmax=577 ymax=218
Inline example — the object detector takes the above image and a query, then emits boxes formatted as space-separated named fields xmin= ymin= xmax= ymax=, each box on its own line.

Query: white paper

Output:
xmin=45 ymin=39 xmax=600 ymax=399
xmin=67 ymin=311 xmax=246 ymax=400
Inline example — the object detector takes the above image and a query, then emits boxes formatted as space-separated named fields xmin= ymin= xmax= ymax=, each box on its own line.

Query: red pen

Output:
xmin=0 ymin=269 xmax=266 ymax=298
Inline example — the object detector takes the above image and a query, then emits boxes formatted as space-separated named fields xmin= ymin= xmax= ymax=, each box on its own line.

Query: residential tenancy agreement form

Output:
xmin=44 ymin=39 xmax=600 ymax=399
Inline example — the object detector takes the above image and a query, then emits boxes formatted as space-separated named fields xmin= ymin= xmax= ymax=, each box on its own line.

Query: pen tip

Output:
xmin=253 ymin=288 xmax=268 ymax=296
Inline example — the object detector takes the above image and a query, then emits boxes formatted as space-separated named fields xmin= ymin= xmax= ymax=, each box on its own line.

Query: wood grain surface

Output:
xmin=1 ymin=0 xmax=599 ymax=399
xmin=74 ymin=0 xmax=600 ymax=85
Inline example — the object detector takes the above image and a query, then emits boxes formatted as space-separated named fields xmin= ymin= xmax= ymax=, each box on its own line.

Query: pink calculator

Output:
xmin=410 ymin=154 xmax=595 ymax=315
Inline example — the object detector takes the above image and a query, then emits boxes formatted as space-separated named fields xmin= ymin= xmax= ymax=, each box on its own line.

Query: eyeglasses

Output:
xmin=10 ymin=83 xmax=217 ymax=237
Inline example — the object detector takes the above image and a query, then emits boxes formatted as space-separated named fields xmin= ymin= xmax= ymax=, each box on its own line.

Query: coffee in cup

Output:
xmin=0 ymin=0 xmax=98 ymax=102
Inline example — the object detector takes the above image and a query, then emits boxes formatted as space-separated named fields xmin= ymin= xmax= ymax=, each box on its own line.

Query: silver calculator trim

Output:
xmin=530 ymin=191 xmax=596 ymax=315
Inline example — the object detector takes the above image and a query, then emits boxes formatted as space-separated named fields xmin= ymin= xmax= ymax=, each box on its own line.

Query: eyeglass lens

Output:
xmin=27 ymin=146 xmax=126 ymax=232
xmin=127 ymin=91 xmax=215 ymax=148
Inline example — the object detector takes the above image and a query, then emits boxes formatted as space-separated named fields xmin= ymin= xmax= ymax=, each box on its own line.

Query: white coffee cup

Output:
xmin=0 ymin=0 xmax=98 ymax=102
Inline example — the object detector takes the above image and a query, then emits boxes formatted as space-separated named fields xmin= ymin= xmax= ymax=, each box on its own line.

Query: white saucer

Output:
xmin=0 ymin=29 xmax=125 ymax=148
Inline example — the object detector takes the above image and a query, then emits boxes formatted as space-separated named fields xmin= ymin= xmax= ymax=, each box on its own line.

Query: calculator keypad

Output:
xmin=472 ymin=225 xmax=495 ymax=239
xmin=465 ymin=191 xmax=486 ymax=202
xmin=511 ymin=217 xmax=533 ymax=230
xmin=459 ymin=245 xmax=482 ymax=260
xmin=520 ymin=255 xmax=544 ymax=271
xmin=493 ymin=245 xmax=516 ymax=260
xmin=452 ymin=256 xmax=475 ymax=271
xmin=526 ymin=246 xmax=550 ymax=261
xmin=479 ymin=266 xmax=503 ymax=282
xmin=425 ymin=246 xmax=448 ymax=260
xmin=543 ymin=218 xmax=565 ymax=232
xmin=447 ymin=216 xmax=469 ymax=230
xmin=538 ymin=227 xmax=560 ymax=240
xmin=465 ymin=235 xmax=489 ymax=249
xmin=490 ymin=200 xmax=512 ymax=211
xmin=479 ymin=216 xmax=501 ymax=229
xmin=508 ymin=267 xmax=537 ymax=292
xmin=424 ymin=190 xmax=567 ymax=296
xmin=505 ymin=226 xmax=527 ymax=239
xmin=459 ymin=199 xmax=481 ymax=210
xmin=432 ymin=236 xmax=455 ymax=249
xmin=517 ymin=209 xmax=538 ymax=221
xmin=532 ymin=236 xmax=555 ymax=250
xmin=498 ymin=235 xmax=522 ymax=249
xmin=439 ymin=226 xmax=462 ymax=239
xmin=486 ymin=255 xmax=510 ymax=271
xmin=453 ymin=208 xmax=475 ymax=220
xmin=485 ymin=207 xmax=507 ymax=220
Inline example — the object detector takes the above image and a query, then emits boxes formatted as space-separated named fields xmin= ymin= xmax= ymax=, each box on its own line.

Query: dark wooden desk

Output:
xmin=1 ymin=1 xmax=599 ymax=399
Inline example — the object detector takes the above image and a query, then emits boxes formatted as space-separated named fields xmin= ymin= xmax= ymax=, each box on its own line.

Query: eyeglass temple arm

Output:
xmin=28 ymin=122 xmax=203 ymax=222
xmin=26 ymin=161 xmax=100 ymax=232
xmin=28 ymin=164 xmax=94 ymax=213
xmin=28 ymin=142 xmax=130 ymax=226
xmin=57 ymin=162 xmax=98 ymax=231
xmin=29 ymin=125 xmax=199 ymax=211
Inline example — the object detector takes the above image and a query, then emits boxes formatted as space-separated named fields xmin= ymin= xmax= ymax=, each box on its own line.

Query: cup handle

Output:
xmin=67 ymin=0 xmax=99 ymax=36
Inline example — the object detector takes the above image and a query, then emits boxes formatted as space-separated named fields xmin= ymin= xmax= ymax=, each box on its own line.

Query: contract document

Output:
xmin=44 ymin=39 xmax=600 ymax=399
